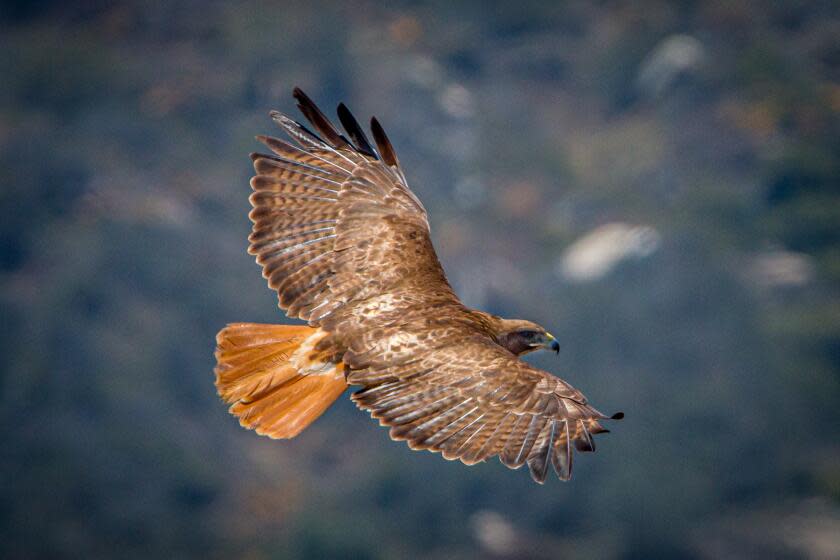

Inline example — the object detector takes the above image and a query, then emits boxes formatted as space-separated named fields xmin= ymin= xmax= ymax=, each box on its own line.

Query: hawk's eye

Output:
xmin=517 ymin=330 xmax=538 ymax=340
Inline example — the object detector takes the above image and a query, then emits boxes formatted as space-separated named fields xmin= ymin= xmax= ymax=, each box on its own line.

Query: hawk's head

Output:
xmin=494 ymin=318 xmax=560 ymax=357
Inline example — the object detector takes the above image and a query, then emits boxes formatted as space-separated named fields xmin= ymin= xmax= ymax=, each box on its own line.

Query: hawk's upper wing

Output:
xmin=346 ymin=331 xmax=622 ymax=483
xmin=249 ymin=89 xmax=458 ymax=326
xmin=248 ymin=90 xmax=620 ymax=482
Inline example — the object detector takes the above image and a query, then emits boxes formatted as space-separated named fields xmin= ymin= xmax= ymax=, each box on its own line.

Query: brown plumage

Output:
xmin=214 ymin=89 xmax=622 ymax=483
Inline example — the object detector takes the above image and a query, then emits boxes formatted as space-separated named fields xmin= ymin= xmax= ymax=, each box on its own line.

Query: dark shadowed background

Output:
xmin=2 ymin=1 xmax=839 ymax=558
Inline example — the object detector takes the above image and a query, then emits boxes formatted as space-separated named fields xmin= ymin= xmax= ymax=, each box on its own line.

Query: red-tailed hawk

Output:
xmin=215 ymin=88 xmax=622 ymax=483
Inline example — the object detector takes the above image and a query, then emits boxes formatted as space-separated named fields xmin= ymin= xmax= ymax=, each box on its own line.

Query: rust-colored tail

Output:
xmin=214 ymin=323 xmax=346 ymax=439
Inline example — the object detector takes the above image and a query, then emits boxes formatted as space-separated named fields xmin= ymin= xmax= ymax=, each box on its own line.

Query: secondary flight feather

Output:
xmin=214 ymin=88 xmax=622 ymax=483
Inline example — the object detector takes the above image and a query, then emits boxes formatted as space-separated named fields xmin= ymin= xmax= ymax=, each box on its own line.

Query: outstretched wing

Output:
xmin=249 ymin=88 xmax=458 ymax=326
xmin=248 ymin=90 xmax=620 ymax=482
xmin=347 ymin=333 xmax=622 ymax=484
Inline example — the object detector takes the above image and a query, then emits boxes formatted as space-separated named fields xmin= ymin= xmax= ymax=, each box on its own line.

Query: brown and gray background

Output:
xmin=1 ymin=1 xmax=839 ymax=558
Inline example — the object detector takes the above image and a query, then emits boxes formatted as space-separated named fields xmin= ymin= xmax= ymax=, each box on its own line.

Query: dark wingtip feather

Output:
xmin=527 ymin=420 xmax=560 ymax=483
xmin=574 ymin=428 xmax=595 ymax=453
xmin=527 ymin=454 xmax=549 ymax=484
xmin=553 ymin=446 xmax=573 ymax=480
xmin=370 ymin=117 xmax=399 ymax=167
xmin=611 ymin=412 xmax=625 ymax=420
xmin=547 ymin=421 xmax=572 ymax=480
xmin=293 ymin=88 xmax=350 ymax=149
xmin=589 ymin=420 xmax=610 ymax=434
xmin=337 ymin=103 xmax=378 ymax=158
xmin=577 ymin=440 xmax=593 ymax=452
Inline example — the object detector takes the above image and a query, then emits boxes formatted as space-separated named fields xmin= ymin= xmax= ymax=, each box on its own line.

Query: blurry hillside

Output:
xmin=1 ymin=1 xmax=839 ymax=558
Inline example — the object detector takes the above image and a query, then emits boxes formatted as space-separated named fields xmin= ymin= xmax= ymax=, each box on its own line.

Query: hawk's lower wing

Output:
xmin=347 ymin=334 xmax=621 ymax=483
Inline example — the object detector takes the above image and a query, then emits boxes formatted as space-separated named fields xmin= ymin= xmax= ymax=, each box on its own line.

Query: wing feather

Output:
xmin=550 ymin=421 xmax=574 ymax=481
xmin=249 ymin=90 xmax=447 ymax=326
xmin=349 ymin=335 xmax=620 ymax=482
xmin=293 ymin=87 xmax=354 ymax=150
xmin=337 ymin=103 xmax=378 ymax=158
xmin=370 ymin=117 xmax=400 ymax=168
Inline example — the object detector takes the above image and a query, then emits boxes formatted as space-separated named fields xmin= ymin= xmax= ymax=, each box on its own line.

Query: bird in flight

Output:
xmin=215 ymin=88 xmax=622 ymax=483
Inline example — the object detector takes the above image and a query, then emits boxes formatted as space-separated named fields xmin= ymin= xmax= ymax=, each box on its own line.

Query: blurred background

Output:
xmin=2 ymin=1 xmax=839 ymax=558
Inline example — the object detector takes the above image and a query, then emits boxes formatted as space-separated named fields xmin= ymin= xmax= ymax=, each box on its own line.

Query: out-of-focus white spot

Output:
xmin=405 ymin=55 xmax=444 ymax=89
xmin=557 ymin=222 xmax=661 ymax=282
xmin=749 ymin=250 xmax=814 ymax=288
xmin=438 ymin=83 xmax=475 ymax=119
xmin=782 ymin=499 xmax=840 ymax=559
xmin=636 ymin=34 xmax=705 ymax=98
xmin=471 ymin=510 xmax=517 ymax=556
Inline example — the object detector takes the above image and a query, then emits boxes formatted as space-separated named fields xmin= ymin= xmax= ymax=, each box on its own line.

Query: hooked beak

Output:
xmin=539 ymin=333 xmax=560 ymax=354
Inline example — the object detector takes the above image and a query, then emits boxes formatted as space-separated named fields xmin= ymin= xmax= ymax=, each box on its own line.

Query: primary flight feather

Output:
xmin=214 ymin=88 xmax=622 ymax=483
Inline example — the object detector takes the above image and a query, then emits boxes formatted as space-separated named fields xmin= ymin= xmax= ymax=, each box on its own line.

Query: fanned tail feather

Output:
xmin=215 ymin=323 xmax=346 ymax=439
